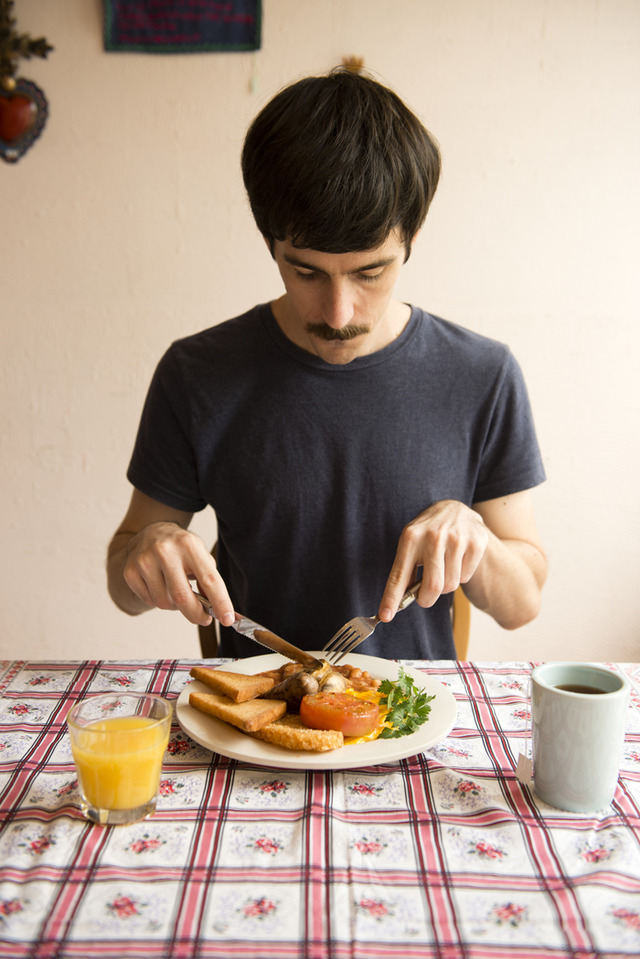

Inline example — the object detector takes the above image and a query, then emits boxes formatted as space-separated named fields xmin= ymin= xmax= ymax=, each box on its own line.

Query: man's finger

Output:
xmin=378 ymin=552 xmax=423 ymax=621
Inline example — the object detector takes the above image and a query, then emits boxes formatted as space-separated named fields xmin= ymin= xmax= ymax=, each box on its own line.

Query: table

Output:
xmin=0 ymin=660 xmax=638 ymax=959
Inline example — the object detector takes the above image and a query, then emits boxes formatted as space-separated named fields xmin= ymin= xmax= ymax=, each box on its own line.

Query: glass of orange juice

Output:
xmin=67 ymin=692 xmax=172 ymax=826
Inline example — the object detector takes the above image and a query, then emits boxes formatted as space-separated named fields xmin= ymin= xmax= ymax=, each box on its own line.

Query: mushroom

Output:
xmin=262 ymin=670 xmax=320 ymax=710
xmin=262 ymin=660 xmax=348 ymax=709
xmin=319 ymin=670 xmax=349 ymax=692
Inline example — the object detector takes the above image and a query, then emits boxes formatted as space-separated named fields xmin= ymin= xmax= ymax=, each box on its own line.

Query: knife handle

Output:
xmin=253 ymin=629 xmax=321 ymax=668
xmin=193 ymin=589 xmax=214 ymax=616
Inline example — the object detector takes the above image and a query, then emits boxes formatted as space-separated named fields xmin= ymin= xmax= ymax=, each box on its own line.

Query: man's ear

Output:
xmin=404 ymin=229 xmax=421 ymax=262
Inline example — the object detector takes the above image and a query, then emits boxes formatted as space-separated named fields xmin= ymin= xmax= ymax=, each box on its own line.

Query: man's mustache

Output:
xmin=305 ymin=323 xmax=370 ymax=341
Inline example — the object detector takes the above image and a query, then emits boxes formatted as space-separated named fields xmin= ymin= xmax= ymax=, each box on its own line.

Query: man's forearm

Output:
xmin=463 ymin=531 xmax=547 ymax=629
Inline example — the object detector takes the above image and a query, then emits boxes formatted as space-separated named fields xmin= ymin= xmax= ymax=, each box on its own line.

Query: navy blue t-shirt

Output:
xmin=128 ymin=304 xmax=545 ymax=658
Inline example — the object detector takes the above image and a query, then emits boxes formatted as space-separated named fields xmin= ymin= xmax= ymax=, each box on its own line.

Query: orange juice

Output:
xmin=70 ymin=715 xmax=170 ymax=810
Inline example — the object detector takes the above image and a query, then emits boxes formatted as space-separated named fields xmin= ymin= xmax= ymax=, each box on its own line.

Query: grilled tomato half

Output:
xmin=299 ymin=691 xmax=380 ymax=738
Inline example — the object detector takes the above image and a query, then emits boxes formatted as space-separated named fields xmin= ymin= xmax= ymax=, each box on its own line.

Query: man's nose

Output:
xmin=323 ymin=281 xmax=355 ymax=328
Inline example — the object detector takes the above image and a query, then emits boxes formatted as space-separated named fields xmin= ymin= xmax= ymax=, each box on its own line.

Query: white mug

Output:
xmin=531 ymin=663 xmax=630 ymax=813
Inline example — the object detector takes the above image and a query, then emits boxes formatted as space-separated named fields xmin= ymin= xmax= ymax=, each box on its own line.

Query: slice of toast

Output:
xmin=189 ymin=690 xmax=286 ymax=732
xmin=250 ymin=713 xmax=344 ymax=752
xmin=189 ymin=666 xmax=275 ymax=703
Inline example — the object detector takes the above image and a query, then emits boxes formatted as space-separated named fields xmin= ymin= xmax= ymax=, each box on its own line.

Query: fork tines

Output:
xmin=323 ymin=628 xmax=358 ymax=665
xmin=322 ymin=615 xmax=379 ymax=665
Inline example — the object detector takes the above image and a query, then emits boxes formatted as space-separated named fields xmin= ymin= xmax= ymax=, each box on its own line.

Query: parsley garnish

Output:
xmin=377 ymin=668 xmax=435 ymax=739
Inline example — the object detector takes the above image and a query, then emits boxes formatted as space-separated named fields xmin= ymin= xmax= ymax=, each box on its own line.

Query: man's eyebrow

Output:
xmin=283 ymin=253 xmax=397 ymax=274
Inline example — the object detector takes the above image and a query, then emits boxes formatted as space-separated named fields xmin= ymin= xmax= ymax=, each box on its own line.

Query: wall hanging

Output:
xmin=0 ymin=0 xmax=53 ymax=163
xmin=104 ymin=0 xmax=261 ymax=54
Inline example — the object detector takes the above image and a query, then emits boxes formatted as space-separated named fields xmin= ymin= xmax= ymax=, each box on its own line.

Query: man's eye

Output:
xmin=359 ymin=271 xmax=383 ymax=283
xmin=295 ymin=269 xmax=318 ymax=281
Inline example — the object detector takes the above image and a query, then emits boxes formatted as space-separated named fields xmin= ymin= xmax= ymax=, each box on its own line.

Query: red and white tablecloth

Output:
xmin=0 ymin=659 xmax=638 ymax=958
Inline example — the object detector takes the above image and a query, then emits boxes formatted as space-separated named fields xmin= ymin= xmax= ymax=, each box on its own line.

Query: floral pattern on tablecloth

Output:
xmin=623 ymin=739 xmax=640 ymax=766
xmin=166 ymin=669 xmax=194 ymax=696
xmin=575 ymin=886 xmax=640 ymax=953
xmin=230 ymin=771 xmax=305 ymax=809
xmin=331 ymin=882 xmax=431 ymax=941
xmin=551 ymin=824 xmax=640 ymax=876
xmin=6 ymin=667 xmax=77 ymax=695
xmin=100 ymin=822 xmax=194 ymax=867
xmin=0 ymin=732 xmax=39 ymax=764
xmin=430 ymin=767 xmax=502 ymax=813
xmin=429 ymin=734 xmax=490 ymax=768
xmin=0 ymin=881 xmax=60 ymax=943
xmin=332 ymin=821 xmax=414 ymax=869
xmin=442 ymin=822 xmax=536 ymax=876
xmin=86 ymin=668 xmax=160 ymax=694
xmin=490 ymin=701 xmax=533 ymax=732
xmin=0 ymin=697 xmax=58 ymax=726
xmin=165 ymin=729 xmax=211 ymax=764
xmin=404 ymin=660 xmax=466 ymax=696
xmin=0 ymin=818 xmax=83 ymax=867
xmin=0 ymin=659 xmax=638 ymax=959
xmin=68 ymin=881 xmax=181 ymax=940
xmin=203 ymin=882 xmax=301 ymax=940
xmin=454 ymin=887 xmax=568 ymax=949
xmin=23 ymin=771 xmax=80 ymax=810
xmin=155 ymin=769 xmax=209 ymax=809
xmin=220 ymin=821 xmax=302 ymax=866
xmin=332 ymin=769 xmax=407 ymax=811
xmin=493 ymin=675 xmax=530 ymax=695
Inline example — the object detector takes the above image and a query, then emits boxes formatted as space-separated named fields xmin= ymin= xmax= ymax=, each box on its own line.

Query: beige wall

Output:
xmin=2 ymin=0 xmax=639 ymax=662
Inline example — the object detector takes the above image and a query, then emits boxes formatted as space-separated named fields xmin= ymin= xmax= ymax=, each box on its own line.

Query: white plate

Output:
xmin=176 ymin=653 xmax=457 ymax=770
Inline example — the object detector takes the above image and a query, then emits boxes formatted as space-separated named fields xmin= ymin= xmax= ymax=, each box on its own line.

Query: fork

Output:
xmin=322 ymin=582 xmax=422 ymax=665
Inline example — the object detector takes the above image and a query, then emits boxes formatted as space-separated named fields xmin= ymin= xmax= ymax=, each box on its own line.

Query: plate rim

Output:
xmin=175 ymin=652 xmax=457 ymax=770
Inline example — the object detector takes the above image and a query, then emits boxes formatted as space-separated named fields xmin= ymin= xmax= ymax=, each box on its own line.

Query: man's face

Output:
xmin=271 ymin=231 xmax=411 ymax=365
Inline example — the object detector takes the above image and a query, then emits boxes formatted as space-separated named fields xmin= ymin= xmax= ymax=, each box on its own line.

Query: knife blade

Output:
xmin=192 ymin=590 xmax=322 ymax=668
xmin=231 ymin=615 xmax=324 ymax=668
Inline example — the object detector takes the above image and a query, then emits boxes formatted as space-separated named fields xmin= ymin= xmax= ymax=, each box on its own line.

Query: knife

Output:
xmin=192 ymin=590 xmax=322 ymax=668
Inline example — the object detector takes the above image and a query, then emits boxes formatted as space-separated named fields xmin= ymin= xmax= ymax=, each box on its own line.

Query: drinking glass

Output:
xmin=67 ymin=692 xmax=172 ymax=825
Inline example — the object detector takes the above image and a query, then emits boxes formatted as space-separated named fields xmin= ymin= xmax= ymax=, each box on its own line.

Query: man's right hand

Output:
xmin=107 ymin=489 xmax=235 ymax=628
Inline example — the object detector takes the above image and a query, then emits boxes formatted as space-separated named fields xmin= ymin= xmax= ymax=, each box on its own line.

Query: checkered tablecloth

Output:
xmin=0 ymin=660 xmax=638 ymax=959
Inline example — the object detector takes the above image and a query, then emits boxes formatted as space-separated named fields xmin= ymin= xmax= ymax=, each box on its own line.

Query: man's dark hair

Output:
xmin=241 ymin=68 xmax=441 ymax=259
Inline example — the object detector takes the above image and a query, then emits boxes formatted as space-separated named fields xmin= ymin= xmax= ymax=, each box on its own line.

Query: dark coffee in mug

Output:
xmin=532 ymin=663 xmax=630 ymax=812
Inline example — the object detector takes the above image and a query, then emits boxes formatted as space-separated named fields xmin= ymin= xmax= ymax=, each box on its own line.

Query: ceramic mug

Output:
xmin=531 ymin=663 xmax=630 ymax=813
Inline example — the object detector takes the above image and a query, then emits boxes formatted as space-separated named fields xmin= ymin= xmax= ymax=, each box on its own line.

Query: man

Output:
xmin=107 ymin=67 xmax=547 ymax=659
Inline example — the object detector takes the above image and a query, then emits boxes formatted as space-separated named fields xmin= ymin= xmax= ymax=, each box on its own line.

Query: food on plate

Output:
xmin=187 ymin=661 xmax=434 ymax=753
xmin=262 ymin=669 xmax=321 ymax=709
xmin=251 ymin=713 xmax=344 ymax=752
xmin=189 ymin=666 xmax=275 ymax=702
xmin=259 ymin=660 xmax=380 ymax=694
xmin=300 ymin=691 xmax=380 ymax=738
xmin=377 ymin=668 xmax=436 ymax=738
xmin=261 ymin=659 xmax=349 ymax=709
xmin=188 ymin=690 xmax=286 ymax=732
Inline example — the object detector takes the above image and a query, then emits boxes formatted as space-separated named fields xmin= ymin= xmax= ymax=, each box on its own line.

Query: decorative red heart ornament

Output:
xmin=0 ymin=93 xmax=37 ymax=142
xmin=0 ymin=79 xmax=49 ymax=163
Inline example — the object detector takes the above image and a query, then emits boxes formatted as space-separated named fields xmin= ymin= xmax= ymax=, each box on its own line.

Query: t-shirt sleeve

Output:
xmin=126 ymin=348 xmax=207 ymax=512
xmin=473 ymin=349 xmax=546 ymax=503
